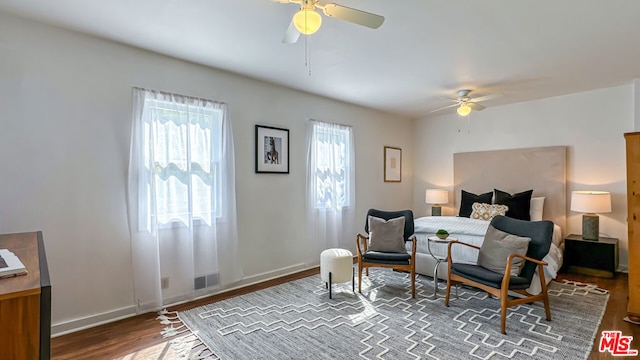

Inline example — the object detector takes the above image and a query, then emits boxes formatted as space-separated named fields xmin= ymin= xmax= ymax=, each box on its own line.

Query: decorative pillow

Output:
xmin=459 ymin=190 xmax=493 ymax=218
xmin=529 ymin=197 xmax=545 ymax=221
xmin=368 ymin=216 xmax=406 ymax=253
xmin=478 ymin=225 xmax=531 ymax=276
xmin=494 ymin=189 xmax=534 ymax=221
xmin=470 ymin=202 xmax=509 ymax=221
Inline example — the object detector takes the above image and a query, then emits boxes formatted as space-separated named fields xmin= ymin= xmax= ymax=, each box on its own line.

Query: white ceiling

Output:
xmin=1 ymin=0 xmax=640 ymax=119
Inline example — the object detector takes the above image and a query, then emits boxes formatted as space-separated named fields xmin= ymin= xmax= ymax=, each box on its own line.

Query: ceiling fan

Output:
xmin=275 ymin=0 xmax=385 ymax=43
xmin=431 ymin=90 xmax=504 ymax=116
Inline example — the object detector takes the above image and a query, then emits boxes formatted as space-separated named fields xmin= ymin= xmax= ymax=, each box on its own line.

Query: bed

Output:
xmin=413 ymin=146 xmax=567 ymax=295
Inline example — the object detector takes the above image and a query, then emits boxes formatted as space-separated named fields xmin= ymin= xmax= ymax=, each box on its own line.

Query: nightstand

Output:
xmin=563 ymin=234 xmax=618 ymax=278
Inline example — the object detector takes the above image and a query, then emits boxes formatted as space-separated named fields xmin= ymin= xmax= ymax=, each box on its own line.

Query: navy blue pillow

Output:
xmin=458 ymin=190 xmax=493 ymax=218
xmin=494 ymin=189 xmax=533 ymax=220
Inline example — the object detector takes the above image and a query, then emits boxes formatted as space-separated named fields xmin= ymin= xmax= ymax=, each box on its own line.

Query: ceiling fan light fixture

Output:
xmin=457 ymin=103 xmax=472 ymax=116
xmin=293 ymin=9 xmax=322 ymax=35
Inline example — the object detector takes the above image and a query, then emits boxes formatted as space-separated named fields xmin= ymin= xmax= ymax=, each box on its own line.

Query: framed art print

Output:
xmin=384 ymin=146 xmax=401 ymax=182
xmin=255 ymin=125 xmax=289 ymax=174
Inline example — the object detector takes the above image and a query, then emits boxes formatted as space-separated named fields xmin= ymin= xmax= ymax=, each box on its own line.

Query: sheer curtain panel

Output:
xmin=306 ymin=120 xmax=355 ymax=257
xmin=128 ymin=88 xmax=242 ymax=313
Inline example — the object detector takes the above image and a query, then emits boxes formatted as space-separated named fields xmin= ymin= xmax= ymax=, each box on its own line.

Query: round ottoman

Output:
xmin=320 ymin=248 xmax=354 ymax=299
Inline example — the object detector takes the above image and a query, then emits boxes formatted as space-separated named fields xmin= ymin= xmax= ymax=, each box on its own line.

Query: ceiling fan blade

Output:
xmin=321 ymin=4 xmax=385 ymax=29
xmin=282 ymin=20 xmax=300 ymax=44
xmin=430 ymin=103 xmax=460 ymax=113
xmin=468 ymin=102 xmax=486 ymax=111
xmin=470 ymin=92 xmax=503 ymax=103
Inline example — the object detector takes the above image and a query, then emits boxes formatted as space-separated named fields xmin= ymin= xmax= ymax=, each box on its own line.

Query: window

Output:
xmin=309 ymin=121 xmax=353 ymax=210
xmin=129 ymin=88 xmax=242 ymax=312
xmin=141 ymin=96 xmax=223 ymax=227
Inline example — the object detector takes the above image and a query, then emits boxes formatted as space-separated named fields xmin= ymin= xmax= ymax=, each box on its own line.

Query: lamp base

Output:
xmin=432 ymin=205 xmax=442 ymax=216
xmin=582 ymin=213 xmax=599 ymax=241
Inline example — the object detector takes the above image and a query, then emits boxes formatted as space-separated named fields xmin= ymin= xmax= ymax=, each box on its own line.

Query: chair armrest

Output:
xmin=508 ymin=253 xmax=548 ymax=267
xmin=410 ymin=235 xmax=417 ymax=258
xmin=501 ymin=253 xmax=549 ymax=289
xmin=356 ymin=233 xmax=368 ymax=257
xmin=447 ymin=240 xmax=481 ymax=274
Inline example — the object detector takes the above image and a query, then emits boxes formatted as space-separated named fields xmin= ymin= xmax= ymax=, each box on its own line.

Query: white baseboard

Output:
xmin=51 ymin=262 xmax=319 ymax=337
xmin=52 ymin=306 xmax=137 ymax=337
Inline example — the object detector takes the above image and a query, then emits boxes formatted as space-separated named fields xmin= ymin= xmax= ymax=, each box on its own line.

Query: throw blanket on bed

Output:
xmin=414 ymin=216 xmax=489 ymax=236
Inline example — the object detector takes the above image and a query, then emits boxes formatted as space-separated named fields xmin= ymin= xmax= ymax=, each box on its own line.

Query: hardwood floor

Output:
xmin=51 ymin=270 xmax=639 ymax=360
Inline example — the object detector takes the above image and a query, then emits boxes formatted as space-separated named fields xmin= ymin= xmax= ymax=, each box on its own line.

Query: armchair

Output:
xmin=444 ymin=215 xmax=554 ymax=334
xmin=356 ymin=209 xmax=417 ymax=298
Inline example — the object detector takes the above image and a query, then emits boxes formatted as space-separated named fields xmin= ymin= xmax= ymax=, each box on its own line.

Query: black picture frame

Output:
xmin=384 ymin=146 xmax=402 ymax=182
xmin=255 ymin=125 xmax=290 ymax=174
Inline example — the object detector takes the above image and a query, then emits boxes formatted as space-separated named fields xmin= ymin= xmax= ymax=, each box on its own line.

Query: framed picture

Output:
xmin=255 ymin=125 xmax=289 ymax=174
xmin=384 ymin=146 xmax=402 ymax=182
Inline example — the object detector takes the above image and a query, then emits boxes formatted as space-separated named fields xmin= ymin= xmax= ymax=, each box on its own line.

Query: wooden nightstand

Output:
xmin=563 ymin=234 xmax=618 ymax=278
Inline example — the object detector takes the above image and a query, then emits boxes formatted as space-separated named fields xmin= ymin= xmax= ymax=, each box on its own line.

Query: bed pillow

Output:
xmin=494 ymin=189 xmax=533 ymax=221
xmin=478 ymin=224 xmax=531 ymax=276
xmin=470 ymin=202 xmax=509 ymax=221
xmin=530 ymin=197 xmax=545 ymax=221
xmin=368 ymin=215 xmax=407 ymax=253
xmin=459 ymin=190 xmax=493 ymax=218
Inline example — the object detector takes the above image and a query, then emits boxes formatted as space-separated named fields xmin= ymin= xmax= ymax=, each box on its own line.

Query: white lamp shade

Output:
xmin=570 ymin=191 xmax=612 ymax=214
xmin=425 ymin=189 xmax=448 ymax=204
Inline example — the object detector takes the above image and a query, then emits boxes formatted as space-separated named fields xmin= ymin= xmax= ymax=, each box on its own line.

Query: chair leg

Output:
xmin=500 ymin=293 xmax=508 ymax=334
xmin=411 ymin=267 xmax=416 ymax=299
xmin=540 ymin=275 xmax=552 ymax=321
xmin=358 ymin=263 xmax=363 ymax=293
xmin=329 ymin=272 xmax=333 ymax=299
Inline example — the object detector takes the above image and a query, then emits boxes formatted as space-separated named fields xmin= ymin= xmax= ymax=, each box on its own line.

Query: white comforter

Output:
xmin=413 ymin=216 xmax=564 ymax=295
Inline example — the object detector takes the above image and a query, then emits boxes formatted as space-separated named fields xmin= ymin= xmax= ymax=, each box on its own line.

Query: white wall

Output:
xmin=413 ymin=85 xmax=634 ymax=270
xmin=0 ymin=12 xmax=415 ymax=334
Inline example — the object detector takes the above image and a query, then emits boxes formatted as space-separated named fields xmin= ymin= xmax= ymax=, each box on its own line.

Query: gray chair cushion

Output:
xmin=362 ymin=251 xmax=411 ymax=265
xmin=451 ymin=263 xmax=531 ymax=290
xmin=368 ymin=215 xmax=406 ymax=253
xmin=477 ymin=224 xmax=530 ymax=276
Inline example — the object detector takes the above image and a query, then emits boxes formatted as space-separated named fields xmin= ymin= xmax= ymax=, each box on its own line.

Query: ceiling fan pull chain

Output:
xmin=305 ymin=34 xmax=312 ymax=77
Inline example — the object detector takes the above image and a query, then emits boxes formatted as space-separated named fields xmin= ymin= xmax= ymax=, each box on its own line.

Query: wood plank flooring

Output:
xmin=51 ymin=270 xmax=639 ymax=360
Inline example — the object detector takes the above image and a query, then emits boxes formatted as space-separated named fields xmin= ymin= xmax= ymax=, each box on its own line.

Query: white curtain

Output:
xmin=127 ymin=88 xmax=242 ymax=313
xmin=306 ymin=120 xmax=356 ymax=257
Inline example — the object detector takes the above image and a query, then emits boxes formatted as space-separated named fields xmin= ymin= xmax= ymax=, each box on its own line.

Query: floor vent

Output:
xmin=194 ymin=272 xmax=219 ymax=290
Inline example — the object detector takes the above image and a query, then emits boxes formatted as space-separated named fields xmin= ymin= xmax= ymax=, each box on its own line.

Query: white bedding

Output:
xmin=413 ymin=216 xmax=564 ymax=295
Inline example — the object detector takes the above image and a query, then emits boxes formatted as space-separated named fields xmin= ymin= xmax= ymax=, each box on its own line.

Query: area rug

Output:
xmin=159 ymin=269 xmax=609 ymax=359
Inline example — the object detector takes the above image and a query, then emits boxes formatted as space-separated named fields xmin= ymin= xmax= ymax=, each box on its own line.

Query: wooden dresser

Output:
xmin=624 ymin=132 xmax=640 ymax=323
xmin=0 ymin=231 xmax=51 ymax=359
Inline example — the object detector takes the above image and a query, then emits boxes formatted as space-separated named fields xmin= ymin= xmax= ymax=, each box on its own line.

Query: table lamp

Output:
xmin=426 ymin=189 xmax=448 ymax=216
xmin=570 ymin=191 xmax=611 ymax=240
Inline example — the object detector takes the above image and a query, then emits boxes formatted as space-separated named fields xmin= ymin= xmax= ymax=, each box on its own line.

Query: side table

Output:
xmin=427 ymin=236 xmax=457 ymax=298
xmin=563 ymin=234 xmax=618 ymax=278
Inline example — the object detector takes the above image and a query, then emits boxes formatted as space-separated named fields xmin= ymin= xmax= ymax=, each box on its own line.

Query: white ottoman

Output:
xmin=320 ymin=248 xmax=354 ymax=299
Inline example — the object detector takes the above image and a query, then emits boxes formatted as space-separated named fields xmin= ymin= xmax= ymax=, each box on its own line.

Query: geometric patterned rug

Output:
xmin=159 ymin=268 xmax=609 ymax=359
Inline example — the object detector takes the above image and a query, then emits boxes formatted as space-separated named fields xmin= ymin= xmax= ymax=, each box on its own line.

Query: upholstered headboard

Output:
xmin=453 ymin=146 xmax=567 ymax=230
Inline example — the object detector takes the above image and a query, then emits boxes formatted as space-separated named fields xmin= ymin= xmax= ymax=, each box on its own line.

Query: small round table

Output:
xmin=427 ymin=236 xmax=457 ymax=298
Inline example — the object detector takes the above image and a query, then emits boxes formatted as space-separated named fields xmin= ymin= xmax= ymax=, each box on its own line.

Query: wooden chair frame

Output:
xmin=444 ymin=240 xmax=551 ymax=334
xmin=356 ymin=233 xmax=417 ymax=298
